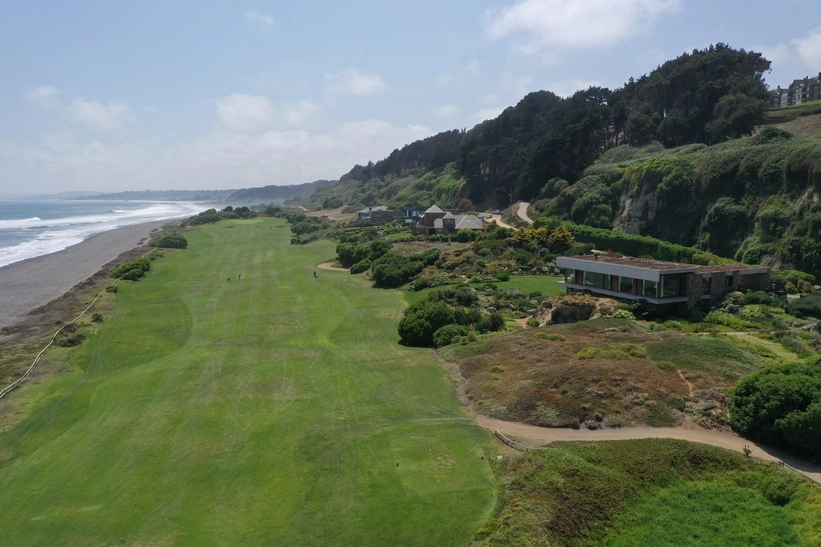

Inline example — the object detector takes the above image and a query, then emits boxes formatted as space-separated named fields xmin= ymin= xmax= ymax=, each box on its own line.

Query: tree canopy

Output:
xmin=729 ymin=359 xmax=821 ymax=462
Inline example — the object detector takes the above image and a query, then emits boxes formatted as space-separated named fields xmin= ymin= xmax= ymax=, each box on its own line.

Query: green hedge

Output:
xmin=564 ymin=221 xmax=731 ymax=265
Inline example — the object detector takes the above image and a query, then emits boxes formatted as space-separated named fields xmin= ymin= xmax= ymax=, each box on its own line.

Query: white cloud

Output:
xmin=499 ymin=73 xmax=534 ymax=99
xmin=436 ymin=73 xmax=457 ymax=86
xmin=244 ymin=10 xmax=275 ymax=30
xmin=430 ymin=105 xmax=459 ymax=119
xmin=473 ymin=106 xmax=507 ymax=124
xmin=216 ymin=94 xmax=274 ymax=132
xmin=548 ymin=78 xmax=603 ymax=97
xmin=485 ymin=0 xmax=680 ymax=55
xmin=792 ymin=27 xmax=821 ymax=69
xmin=282 ymin=100 xmax=319 ymax=128
xmin=3 ymin=119 xmax=432 ymax=192
xmin=25 ymin=85 xmax=59 ymax=107
xmin=758 ymin=27 xmax=821 ymax=88
xmin=758 ymin=43 xmax=792 ymax=68
xmin=324 ymin=69 xmax=386 ymax=96
xmin=69 ymin=98 xmax=136 ymax=130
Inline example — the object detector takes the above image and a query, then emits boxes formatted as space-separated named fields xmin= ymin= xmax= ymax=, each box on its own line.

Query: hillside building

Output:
xmin=770 ymin=73 xmax=821 ymax=107
xmin=356 ymin=206 xmax=402 ymax=225
xmin=411 ymin=204 xmax=486 ymax=236
xmin=556 ymin=255 xmax=770 ymax=309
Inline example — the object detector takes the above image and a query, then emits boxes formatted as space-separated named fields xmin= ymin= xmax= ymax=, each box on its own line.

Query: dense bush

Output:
xmin=398 ymin=287 xmax=504 ymax=346
xmin=743 ymin=291 xmax=785 ymax=309
xmin=788 ymin=295 xmax=821 ymax=318
xmin=336 ymin=239 xmax=392 ymax=268
xmin=370 ymin=248 xmax=439 ymax=288
xmin=186 ymin=208 xmax=221 ymax=225
xmin=120 ymin=268 xmax=146 ymax=281
xmin=349 ymin=259 xmax=371 ymax=274
xmin=57 ymin=333 xmax=86 ymax=347
xmin=433 ymin=324 xmax=469 ymax=348
xmin=111 ymin=258 xmax=151 ymax=279
xmin=398 ymin=301 xmax=456 ymax=347
xmin=149 ymin=233 xmax=188 ymax=249
xmin=729 ymin=359 xmax=821 ymax=462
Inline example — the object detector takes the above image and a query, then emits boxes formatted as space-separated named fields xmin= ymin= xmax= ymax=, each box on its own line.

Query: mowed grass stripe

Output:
xmin=0 ymin=218 xmax=495 ymax=545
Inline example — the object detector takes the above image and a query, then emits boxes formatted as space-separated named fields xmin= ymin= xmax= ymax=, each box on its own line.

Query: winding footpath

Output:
xmin=514 ymin=201 xmax=533 ymax=225
xmin=475 ymin=414 xmax=821 ymax=485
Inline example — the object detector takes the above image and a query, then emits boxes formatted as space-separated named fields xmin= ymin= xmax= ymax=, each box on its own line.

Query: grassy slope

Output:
xmin=482 ymin=439 xmax=821 ymax=546
xmin=0 ymin=218 xmax=495 ymax=545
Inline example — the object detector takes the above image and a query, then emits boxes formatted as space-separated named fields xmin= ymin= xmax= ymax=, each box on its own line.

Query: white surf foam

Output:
xmin=0 ymin=202 xmax=209 ymax=269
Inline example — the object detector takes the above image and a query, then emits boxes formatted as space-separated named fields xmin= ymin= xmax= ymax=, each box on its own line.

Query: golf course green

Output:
xmin=0 ymin=218 xmax=497 ymax=545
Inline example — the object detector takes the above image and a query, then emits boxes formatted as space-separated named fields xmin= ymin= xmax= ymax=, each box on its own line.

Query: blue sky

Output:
xmin=2 ymin=0 xmax=820 ymax=194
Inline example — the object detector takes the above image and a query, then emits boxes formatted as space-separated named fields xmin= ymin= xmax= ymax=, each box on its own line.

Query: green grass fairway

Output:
xmin=0 ymin=218 xmax=496 ymax=545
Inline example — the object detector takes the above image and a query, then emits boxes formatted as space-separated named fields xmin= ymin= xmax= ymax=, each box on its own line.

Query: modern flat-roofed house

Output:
xmin=356 ymin=206 xmax=402 ymax=225
xmin=556 ymin=255 xmax=770 ymax=308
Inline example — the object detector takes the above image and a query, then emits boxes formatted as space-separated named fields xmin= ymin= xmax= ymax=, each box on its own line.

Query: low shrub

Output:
xmin=533 ymin=332 xmax=566 ymax=341
xmin=111 ymin=258 xmax=151 ymax=279
xmin=530 ymin=403 xmax=559 ymax=427
xmin=149 ymin=233 xmax=187 ymax=249
xmin=120 ymin=268 xmax=146 ymax=281
xmin=57 ymin=333 xmax=85 ymax=347
xmin=576 ymin=344 xmax=647 ymax=360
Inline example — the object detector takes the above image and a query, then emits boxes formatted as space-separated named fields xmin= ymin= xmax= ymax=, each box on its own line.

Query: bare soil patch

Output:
xmin=317 ymin=261 xmax=349 ymax=272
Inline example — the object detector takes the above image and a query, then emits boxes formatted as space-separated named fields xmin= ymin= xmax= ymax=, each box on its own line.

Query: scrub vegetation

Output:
xmin=479 ymin=439 xmax=821 ymax=546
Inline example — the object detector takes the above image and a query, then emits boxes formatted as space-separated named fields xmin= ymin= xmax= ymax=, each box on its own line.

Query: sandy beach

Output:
xmin=0 ymin=220 xmax=170 ymax=329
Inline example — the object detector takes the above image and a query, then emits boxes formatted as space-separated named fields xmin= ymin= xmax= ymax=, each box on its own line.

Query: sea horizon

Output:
xmin=0 ymin=199 xmax=215 ymax=269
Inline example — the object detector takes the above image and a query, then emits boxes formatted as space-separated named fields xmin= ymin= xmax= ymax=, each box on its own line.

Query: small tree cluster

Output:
xmin=398 ymin=286 xmax=504 ymax=347
xmin=371 ymin=248 xmax=440 ymax=288
xmin=729 ymin=359 xmax=821 ymax=462
xmin=149 ymin=233 xmax=188 ymax=249
xmin=111 ymin=257 xmax=151 ymax=281
xmin=336 ymin=240 xmax=391 ymax=268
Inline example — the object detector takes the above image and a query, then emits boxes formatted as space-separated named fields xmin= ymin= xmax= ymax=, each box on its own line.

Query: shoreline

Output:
xmin=0 ymin=220 xmax=171 ymax=329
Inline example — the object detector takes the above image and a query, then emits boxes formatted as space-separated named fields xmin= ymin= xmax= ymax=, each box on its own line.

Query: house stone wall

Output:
xmin=686 ymin=273 xmax=702 ymax=309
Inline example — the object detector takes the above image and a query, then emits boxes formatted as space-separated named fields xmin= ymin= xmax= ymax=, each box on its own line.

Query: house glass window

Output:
xmin=564 ymin=268 xmax=575 ymax=283
xmin=583 ymin=271 xmax=607 ymax=289
xmin=643 ymin=280 xmax=657 ymax=297
xmin=619 ymin=276 xmax=633 ymax=293
xmin=661 ymin=275 xmax=680 ymax=298
xmin=725 ymin=275 xmax=734 ymax=288
xmin=702 ymin=276 xmax=711 ymax=295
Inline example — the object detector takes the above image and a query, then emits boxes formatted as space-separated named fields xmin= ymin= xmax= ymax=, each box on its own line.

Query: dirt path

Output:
xmin=490 ymin=214 xmax=515 ymax=230
xmin=677 ymin=369 xmax=695 ymax=398
xmin=514 ymin=201 xmax=533 ymax=225
xmin=474 ymin=414 xmax=821 ymax=485
xmin=317 ymin=262 xmax=349 ymax=272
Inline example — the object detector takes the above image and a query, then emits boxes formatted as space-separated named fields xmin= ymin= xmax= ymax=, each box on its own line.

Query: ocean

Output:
xmin=0 ymin=200 xmax=212 ymax=269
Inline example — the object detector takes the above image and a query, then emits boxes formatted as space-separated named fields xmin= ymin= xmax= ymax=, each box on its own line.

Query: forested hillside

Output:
xmin=301 ymin=43 xmax=821 ymax=275
xmin=305 ymin=44 xmax=770 ymax=211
